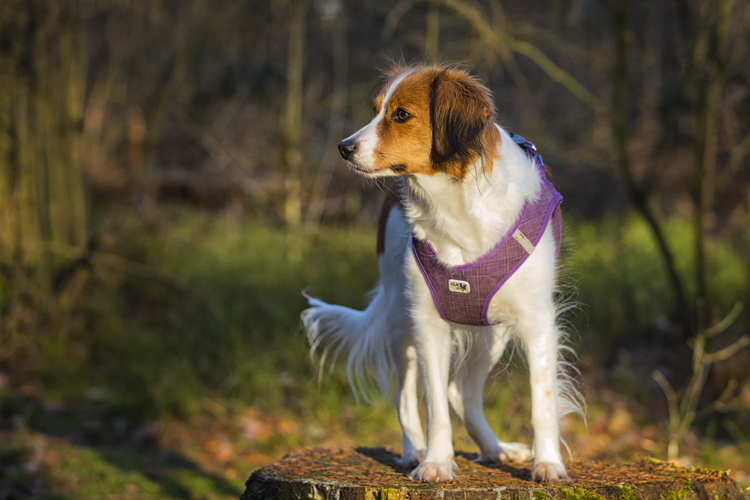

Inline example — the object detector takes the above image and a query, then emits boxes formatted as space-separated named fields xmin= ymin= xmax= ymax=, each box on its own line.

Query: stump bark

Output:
xmin=242 ymin=447 xmax=747 ymax=500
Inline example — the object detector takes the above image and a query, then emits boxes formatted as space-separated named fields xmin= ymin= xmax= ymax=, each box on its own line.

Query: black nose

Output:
xmin=338 ymin=139 xmax=357 ymax=160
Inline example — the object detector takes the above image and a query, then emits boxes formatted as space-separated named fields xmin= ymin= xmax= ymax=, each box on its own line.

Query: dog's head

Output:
xmin=338 ymin=66 xmax=500 ymax=180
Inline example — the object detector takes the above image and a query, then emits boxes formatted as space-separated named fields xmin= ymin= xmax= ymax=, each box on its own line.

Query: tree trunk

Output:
xmin=0 ymin=0 xmax=89 ymax=315
xmin=424 ymin=0 xmax=440 ymax=62
xmin=243 ymin=448 xmax=748 ymax=500
xmin=283 ymin=0 xmax=308 ymax=228
xmin=305 ymin=3 xmax=348 ymax=227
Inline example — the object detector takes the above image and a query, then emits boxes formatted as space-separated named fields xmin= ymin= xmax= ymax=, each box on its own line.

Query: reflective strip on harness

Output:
xmin=512 ymin=229 xmax=535 ymax=255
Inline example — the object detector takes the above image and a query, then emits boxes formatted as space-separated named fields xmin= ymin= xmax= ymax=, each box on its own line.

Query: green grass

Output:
xmin=11 ymin=208 xmax=750 ymax=416
xmin=15 ymin=209 xmax=380 ymax=414
xmin=2 ymin=206 xmax=749 ymax=497
xmin=0 ymin=426 xmax=241 ymax=499
xmin=565 ymin=213 xmax=748 ymax=356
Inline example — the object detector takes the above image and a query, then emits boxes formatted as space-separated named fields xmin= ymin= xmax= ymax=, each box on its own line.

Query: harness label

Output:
xmin=448 ymin=279 xmax=470 ymax=293
xmin=512 ymin=229 xmax=536 ymax=255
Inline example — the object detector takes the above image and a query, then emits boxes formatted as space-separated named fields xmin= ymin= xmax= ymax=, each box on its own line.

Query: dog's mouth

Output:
xmin=345 ymin=161 xmax=370 ymax=174
xmin=344 ymin=160 xmax=394 ymax=177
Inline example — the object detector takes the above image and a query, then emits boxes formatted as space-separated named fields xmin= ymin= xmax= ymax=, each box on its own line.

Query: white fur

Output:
xmin=302 ymin=76 xmax=583 ymax=482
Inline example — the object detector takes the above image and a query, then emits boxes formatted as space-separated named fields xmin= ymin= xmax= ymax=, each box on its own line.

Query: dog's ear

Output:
xmin=430 ymin=70 xmax=495 ymax=166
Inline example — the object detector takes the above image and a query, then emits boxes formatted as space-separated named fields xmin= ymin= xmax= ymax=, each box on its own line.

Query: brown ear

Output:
xmin=430 ymin=70 xmax=495 ymax=166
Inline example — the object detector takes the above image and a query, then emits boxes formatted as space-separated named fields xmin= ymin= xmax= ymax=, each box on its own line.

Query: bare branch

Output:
xmin=652 ymin=369 xmax=680 ymax=460
xmin=381 ymin=0 xmax=422 ymax=40
xmin=652 ymin=370 xmax=678 ymax=417
xmin=696 ymin=378 xmax=739 ymax=419
xmin=437 ymin=0 xmax=609 ymax=116
xmin=704 ymin=301 xmax=744 ymax=338
xmin=44 ymin=240 xmax=192 ymax=294
xmin=707 ymin=335 xmax=750 ymax=364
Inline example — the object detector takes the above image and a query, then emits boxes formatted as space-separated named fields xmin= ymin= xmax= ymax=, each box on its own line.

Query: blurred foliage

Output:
xmin=1 ymin=0 xmax=750 ymax=496
xmin=4 ymin=209 xmax=378 ymax=414
xmin=8 ymin=208 xmax=745 ymax=414
xmin=567 ymin=214 xmax=747 ymax=350
xmin=1 ymin=209 xmax=749 ymax=497
xmin=2 ymin=209 xmax=746 ymax=418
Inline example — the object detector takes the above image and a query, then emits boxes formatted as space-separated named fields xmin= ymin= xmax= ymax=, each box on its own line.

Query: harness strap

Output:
xmin=412 ymin=136 xmax=562 ymax=326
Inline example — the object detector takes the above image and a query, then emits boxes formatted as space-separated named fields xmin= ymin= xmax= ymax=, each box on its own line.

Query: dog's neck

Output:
xmin=404 ymin=126 xmax=542 ymax=266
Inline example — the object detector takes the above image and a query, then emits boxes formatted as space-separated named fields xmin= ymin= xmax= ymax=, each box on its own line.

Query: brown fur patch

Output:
xmin=481 ymin=125 xmax=501 ymax=174
xmin=372 ymin=69 xmax=436 ymax=176
xmin=543 ymin=163 xmax=553 ymax=181
xmin=430 ymin=68 xmax=499 ymax=177
xmin=370 ymin=66 xmax=500 ymax=180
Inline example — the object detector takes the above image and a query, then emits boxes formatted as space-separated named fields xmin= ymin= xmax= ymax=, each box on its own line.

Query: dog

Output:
xmin=301 ymin=65 xmax=582 ymax=482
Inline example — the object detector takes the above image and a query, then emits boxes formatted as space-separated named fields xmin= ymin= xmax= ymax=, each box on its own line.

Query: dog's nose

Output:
xmin=338 ymin=139 xmax=357 ymax=160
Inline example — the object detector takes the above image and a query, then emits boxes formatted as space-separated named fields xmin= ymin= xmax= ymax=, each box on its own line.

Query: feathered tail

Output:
xmin=301 ymin=286 xmax=392 ymax=402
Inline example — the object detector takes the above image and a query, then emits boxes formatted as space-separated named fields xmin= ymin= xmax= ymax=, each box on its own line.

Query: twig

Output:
xmin=653 ymin=301 xmax=745 ymax=459
xmin=652 ymin=370 xmax=680 ymax=460
xmin=695 ymin=378 xmax=739 ymax=419
xmin=704 ymin=302 xmax=744 ymax=338
xmin=43 ymin=240 xmax=220 ymax=321
xmin=381 ymin=0 xmax=422 ymax=40
xmin=706 ymin=335 xmax=750 ymax=364
xmin=44 ymin=240 xmax=192 ymax=293
xmin=437 ymin=0 xmax=609 ymax=116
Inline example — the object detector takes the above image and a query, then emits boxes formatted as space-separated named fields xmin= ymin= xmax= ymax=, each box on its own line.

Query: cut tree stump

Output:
xmin=242 ymin=447 xmax=748 ymax=500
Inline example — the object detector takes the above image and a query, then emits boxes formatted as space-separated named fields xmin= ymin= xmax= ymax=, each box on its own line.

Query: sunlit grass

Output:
xmin=16 ymin=208 xmax=749 ymax=417
xmin=565 ymin=213 xmax=747 ymax=355
xmin=3 ymin=206 xmax=748 ymax=497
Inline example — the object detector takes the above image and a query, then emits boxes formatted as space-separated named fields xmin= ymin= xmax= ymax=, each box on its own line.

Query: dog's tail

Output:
xmin=301 ymin=286 xmax=392 ymax=402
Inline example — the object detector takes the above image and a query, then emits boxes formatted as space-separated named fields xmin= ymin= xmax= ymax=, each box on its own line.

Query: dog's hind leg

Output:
xmin=375 ymin=199 xmax=427 ymax=467
xmin=447 ymin=329 xmax=532 ymax=464
xmin=391 ymin=335 xmax=426 ymax=467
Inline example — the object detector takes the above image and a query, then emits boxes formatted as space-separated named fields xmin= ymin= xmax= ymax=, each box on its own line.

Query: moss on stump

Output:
xmin=242 ymin=447 xmax=748 ymax=500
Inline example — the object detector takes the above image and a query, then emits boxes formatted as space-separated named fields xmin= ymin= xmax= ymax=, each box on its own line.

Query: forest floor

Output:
xmin=3 ymin=384 xmax=750 ymax=499
xmin=2 ymin=208 xmax=749 ymax=499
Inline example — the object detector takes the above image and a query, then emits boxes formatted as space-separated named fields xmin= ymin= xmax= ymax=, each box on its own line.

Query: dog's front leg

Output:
xmin=392 ymin=340 xmax=427 ymax=468
xmin=409 ymin=304 xmax=456 ymax=482
xmin=520 ymin=310 xmax=569 ymax=481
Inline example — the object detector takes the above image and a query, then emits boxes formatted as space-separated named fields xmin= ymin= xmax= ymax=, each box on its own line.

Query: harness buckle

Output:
xmin=511 ymin=133 xmax=526 ymax=144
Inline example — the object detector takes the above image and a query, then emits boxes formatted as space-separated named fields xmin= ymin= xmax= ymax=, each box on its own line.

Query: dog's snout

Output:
xmin=338 ymin=139 xmax=357 ymax=160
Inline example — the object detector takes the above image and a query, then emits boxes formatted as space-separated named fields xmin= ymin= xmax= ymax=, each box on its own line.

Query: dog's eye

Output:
xmin=393 ymin=108 xmax=412 ymax=123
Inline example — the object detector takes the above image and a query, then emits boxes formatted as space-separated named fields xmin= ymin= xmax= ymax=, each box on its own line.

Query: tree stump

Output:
xmin=242 ymin=447 xmax=747 ymax=500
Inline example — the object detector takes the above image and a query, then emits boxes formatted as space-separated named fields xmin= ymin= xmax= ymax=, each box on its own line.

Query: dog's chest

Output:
xmin=410 ymin=176 xmax=562 ymax=326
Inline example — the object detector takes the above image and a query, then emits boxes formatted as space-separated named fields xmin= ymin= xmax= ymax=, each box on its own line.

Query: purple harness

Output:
xmin=412 ymin=137 xmax=562 ymax=326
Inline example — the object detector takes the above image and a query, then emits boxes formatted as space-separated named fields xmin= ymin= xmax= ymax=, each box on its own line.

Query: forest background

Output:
xmin=1 ymin=0 xmax=750 ymax=498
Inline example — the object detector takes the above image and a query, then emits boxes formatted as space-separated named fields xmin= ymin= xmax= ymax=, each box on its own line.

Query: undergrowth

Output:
xmin=0 ymin=206 xmax=748 ymax=497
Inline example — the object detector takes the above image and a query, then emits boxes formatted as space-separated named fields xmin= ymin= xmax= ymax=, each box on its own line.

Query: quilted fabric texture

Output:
xmin=412 ymin=154 xmax=562 ymax=326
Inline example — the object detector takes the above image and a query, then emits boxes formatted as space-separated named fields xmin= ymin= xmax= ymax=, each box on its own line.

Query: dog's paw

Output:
xmin=475 ymin=442 xmax=532 ymax=464
xmin=531 ymin=461 xmax=570 ymax=482
xmin=397 ymin=449 xmax=426 ymax=468
xmin=408 ymin=460 xmax=457 ymax=482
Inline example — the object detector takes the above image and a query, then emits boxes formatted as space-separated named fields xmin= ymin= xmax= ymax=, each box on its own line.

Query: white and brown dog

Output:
xmin=302 ymin=65 xmax=581 ymax=482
